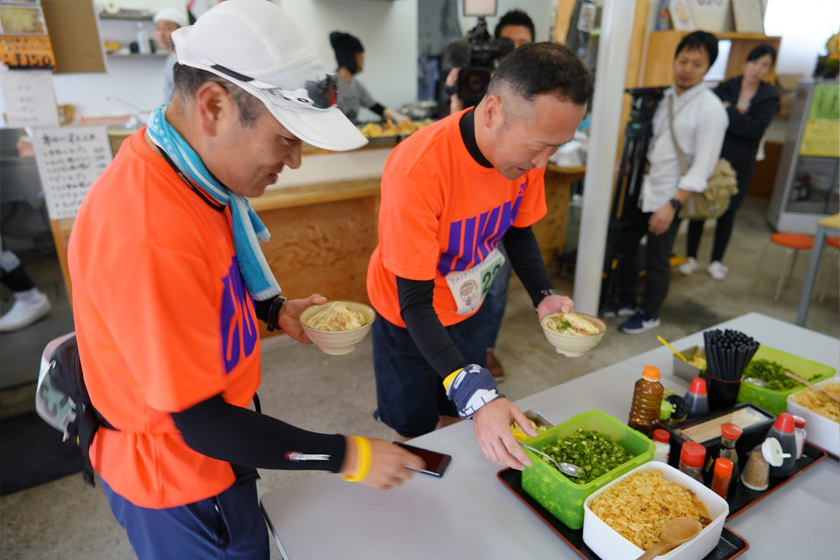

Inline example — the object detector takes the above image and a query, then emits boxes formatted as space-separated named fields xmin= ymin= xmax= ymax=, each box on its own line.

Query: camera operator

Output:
xmin=444 ymin=10 xmax=534 ymax=114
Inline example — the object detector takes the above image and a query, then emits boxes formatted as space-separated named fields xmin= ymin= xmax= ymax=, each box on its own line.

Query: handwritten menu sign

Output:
xmin=0 ymin=68 xmax=59 ymax=127
xmin=31 ymin=126 xmax=113 ymax=220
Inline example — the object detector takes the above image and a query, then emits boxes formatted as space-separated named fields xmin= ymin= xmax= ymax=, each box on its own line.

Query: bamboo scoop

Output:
xmin=635 ymin=517 xmax=702 ymax=560
xmin=784 ymin=371 xmax=840 ymax=403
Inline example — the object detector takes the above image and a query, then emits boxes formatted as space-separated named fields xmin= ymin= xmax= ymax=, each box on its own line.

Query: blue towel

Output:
xmin=146 ymin=105 xmax=281 ymax=301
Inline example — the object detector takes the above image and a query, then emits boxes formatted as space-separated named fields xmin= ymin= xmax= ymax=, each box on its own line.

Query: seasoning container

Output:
xmin=711 ymin=457 xmax=733 ymax=499
xmin=793 ymin=415 xmax=807 ymax=460
xmin=741 ymin=437 xmax=788 ymax=491
xmin=664 ymin=394 xmax=687 ymax=425
xmin=628 ymin=365 xmax=664 ymax=437
xmin=765 ymin=412 xmax=797 ymax=477
xmin=652 ymin=429 xmax=671 ymax=463
xmin=678 ymin=441 xmax=706 ymax=482
xmin=717 ymin=422 xmax=743 ymax=483
xmin=684 ymin=377 xmax=710 ymax=419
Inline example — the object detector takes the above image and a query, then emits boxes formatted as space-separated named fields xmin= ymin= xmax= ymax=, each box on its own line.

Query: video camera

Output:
xmin=443 ymin=16 xmax=514 ymax=108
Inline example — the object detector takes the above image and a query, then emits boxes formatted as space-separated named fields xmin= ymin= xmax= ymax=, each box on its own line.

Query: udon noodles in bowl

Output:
xmin=299 ymin=300 xmax=375 ymax=355
xmin=540 ymin=312 xmax=606 ymax=357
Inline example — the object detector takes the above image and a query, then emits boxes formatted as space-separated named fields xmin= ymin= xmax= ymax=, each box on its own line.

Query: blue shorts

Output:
xmin=101 ymin=477 xmax=269 ymax=560
xmin=372 ymin=305 xmax=488 ymax=438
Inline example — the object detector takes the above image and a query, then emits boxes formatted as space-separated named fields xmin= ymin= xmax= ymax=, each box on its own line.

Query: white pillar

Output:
xmin=572 ymin=0 xmax=635 ymax=314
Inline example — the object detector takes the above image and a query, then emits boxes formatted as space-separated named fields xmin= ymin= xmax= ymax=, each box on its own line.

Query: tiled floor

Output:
xmin=0 ymin=198 xmax=837 ymax=559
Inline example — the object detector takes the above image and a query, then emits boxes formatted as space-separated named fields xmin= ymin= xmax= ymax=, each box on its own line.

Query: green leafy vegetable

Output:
xmin=743 ymin=359 xmax=814 ymax=391
xmin=540 ymin=429 xmax=633 ymax=485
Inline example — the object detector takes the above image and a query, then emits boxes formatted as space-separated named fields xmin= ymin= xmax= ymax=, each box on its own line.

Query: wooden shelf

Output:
xmin=98 ymin=12 xmax=153 ymax=21
xmin=642 ymin=30 xmax=782 ymax=87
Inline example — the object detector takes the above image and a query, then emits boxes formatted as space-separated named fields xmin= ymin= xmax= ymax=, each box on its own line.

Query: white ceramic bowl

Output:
xmin=786 ymin=376 xmax=839 ymax=456
xmin=298 ymin=300 xmax=375 ymax=356
xmin=540 ymin=312 xmax=606 ymax=357
xmin=583 ymin=462 xmax=728 ymax=560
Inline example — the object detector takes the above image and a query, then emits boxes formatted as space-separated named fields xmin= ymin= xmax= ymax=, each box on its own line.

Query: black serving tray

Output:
xmin=498 ymin=468 xmax=749 ymax=560
xmin=725 ymin=442 xmax=827 ymax=520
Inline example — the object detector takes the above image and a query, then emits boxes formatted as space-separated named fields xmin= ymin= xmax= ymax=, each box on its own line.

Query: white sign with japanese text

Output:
xmin=31 ymin=126 xmax=113 ymax=220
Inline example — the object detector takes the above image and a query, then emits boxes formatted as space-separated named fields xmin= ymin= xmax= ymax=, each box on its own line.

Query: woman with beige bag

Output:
xmin=680 ymin=44 xmax=780 ymax=280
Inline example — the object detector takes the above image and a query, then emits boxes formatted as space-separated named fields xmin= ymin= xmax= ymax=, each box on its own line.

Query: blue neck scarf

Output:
xmin=146 ymin=105 xmax=281 ymax=301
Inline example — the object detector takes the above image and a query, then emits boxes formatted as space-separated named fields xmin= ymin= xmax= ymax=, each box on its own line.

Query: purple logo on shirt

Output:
xmin=438 ymin=183 xmax=526 ymax=275
xmin=220 ymin=257 xmax=258 ymax=373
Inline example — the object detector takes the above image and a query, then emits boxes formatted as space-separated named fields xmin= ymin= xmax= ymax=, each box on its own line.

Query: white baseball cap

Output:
xmin=153 ymin=7 xmax=188 ymax=29
xmin=171 ymin=0 xmax=367 ymax=151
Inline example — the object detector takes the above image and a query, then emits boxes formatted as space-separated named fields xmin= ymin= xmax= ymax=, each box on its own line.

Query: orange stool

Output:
xmin=817 ymin=236 xmax=840 ymax=303
xmin=764 ymin=233 xmax=815 ymax=302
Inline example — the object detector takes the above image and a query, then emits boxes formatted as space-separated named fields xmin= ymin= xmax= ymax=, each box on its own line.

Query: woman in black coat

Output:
xmin=680 ymin=44 xmax=780 ymax=280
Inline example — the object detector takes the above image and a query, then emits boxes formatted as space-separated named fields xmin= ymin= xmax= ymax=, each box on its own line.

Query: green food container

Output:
xmin=736 ymin=346 xmax=836 ymax=415
xmin=520 ymin=410 xmax=655 ymax=530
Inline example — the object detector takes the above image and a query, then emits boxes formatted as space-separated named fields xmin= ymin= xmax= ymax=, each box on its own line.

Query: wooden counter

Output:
xmin=50 ymin=145 xmax=584 ymax=340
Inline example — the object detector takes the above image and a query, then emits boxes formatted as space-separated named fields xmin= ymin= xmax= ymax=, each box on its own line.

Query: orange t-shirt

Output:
xmin=367 ymin=110 xmax=547 ymax=327
xmin=68 ymin=129 xmax=261 ymax=508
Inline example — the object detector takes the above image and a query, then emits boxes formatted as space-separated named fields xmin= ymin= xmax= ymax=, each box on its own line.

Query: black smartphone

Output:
xmin=395 ymin=442 xmax=452 ymax=478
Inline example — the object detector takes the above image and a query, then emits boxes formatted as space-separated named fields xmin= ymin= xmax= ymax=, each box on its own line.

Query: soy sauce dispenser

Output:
xmin=765 ymin=413 xmax=797 ymax=477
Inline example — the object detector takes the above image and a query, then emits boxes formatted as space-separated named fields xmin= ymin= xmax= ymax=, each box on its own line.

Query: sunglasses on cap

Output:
xmin=211 ymin=64 xmax=337 ymax=109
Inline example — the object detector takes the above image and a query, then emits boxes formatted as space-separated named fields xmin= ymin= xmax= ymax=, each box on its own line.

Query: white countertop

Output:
xmin=261 ymin=312 xmax=840 ymax=559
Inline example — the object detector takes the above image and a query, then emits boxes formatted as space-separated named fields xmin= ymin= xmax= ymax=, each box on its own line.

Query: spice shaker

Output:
xmin=793 ymin=415 xmax=807 ymax=460
xmin=711 ymin=457 xmax=733 ymax=499
xmin=741 ymin=437 xmax=789 ymax=491
xmin=678 ymin=441 xmax=706 ymax=483
xmin=652 ymin=429 xmax=671 ymax=463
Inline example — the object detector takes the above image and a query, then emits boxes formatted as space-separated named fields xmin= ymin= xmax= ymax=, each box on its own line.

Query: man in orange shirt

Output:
xmin=69 ymin=2 xmax=420 ymax=558
xmin=367 ymin=43 xmax=594 ymax=471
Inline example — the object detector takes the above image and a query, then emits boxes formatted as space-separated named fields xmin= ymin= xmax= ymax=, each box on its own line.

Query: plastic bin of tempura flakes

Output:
xmin=736 ymin=345 xmax=836 ymax=416
xmin=520 ymin=410 xmax=655 ymax=530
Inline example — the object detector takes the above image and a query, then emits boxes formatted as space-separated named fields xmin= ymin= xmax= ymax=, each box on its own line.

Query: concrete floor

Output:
xmin=0 ymin=198 xmax=837 ymax=559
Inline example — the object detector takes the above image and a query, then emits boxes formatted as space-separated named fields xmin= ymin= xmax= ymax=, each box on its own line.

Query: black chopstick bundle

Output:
xmin=703 ymin=329 xmax=760 ymax=380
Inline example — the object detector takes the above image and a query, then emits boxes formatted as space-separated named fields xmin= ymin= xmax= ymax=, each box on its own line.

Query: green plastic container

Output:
xmin=736 ymin=346 xmax=836 ymax=415
xmin=520 ymin=410 xmax=655 ymax=530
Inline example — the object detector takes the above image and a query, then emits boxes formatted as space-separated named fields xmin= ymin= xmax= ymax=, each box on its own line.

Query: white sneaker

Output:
xmin=0 ymin=290 xmax=51 ymax=332
xmin=707 ymin=261 xmax=729 ymax=281
xmin=678 ymin=257 xmax=699 ymax=276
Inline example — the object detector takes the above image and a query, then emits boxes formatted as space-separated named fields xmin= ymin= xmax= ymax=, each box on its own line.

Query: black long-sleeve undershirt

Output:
xmin=398 ymin=226 xmax=553 ymax=379
xmin=170 ymin=394 xmax=346 ymax=473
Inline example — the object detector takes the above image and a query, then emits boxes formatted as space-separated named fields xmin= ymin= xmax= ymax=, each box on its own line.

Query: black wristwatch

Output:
xmin=266 ymin=296 xmax=288 ymax=332
xmin=669 ymin=198 xmax=682 ymax=211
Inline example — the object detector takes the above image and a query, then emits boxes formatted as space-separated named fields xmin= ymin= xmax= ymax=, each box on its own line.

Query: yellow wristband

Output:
xmin=341 ymin=436 xmax=372 ymax=482
xmin=442 ymin=368 xmax=463 ymax=391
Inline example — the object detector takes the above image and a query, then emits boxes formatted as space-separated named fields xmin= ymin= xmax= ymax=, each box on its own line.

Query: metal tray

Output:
xmin=497 ymin=468 xmax=749 ymax=560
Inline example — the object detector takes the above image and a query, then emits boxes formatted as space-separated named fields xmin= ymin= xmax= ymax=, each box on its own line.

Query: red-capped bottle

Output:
xmin=711 ymin=457 xmax=733 ymax=498
xmin=766 ymin=412 xmax=797 ymax=477
xmin=684 ymin=377 xmax=710 ymax=419
xmin=652 ymin=429 xmax=671 ymax=463
xmin=679 ymin=441 xmax=707 ymax=482
xmin=628 ymin=366 xmax=664 ymax=437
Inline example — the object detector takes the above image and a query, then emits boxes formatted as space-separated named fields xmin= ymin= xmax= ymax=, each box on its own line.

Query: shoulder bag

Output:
xmin=667 ymin=95 xmax=738 ymax=220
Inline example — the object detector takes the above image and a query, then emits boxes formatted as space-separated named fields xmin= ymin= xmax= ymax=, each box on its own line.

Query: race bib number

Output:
xmin=445 ymin=248 xmax=505 ymax=315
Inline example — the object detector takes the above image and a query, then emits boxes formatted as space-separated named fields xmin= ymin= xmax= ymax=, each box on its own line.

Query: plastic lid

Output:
xmin=773 ymin=412 xmax=795 ymax=434
xmin=642 ymin=365 xmax=661 ymax=381
xmin=762 ymin=437 xmax=790 ymax=467
xmin=680 ymin=441 xmax=706 ymax=468
xmin=714 ymin=457 xmax=734 ymax=477
xmin=793 ymin=415 xmax=807 ymax=429
xmin=721 ymin=422 xmax=743 ymax=440
xmin=688 ymin=377 xmax=707 ymax=395
xmin=653 ymin=429 xmax=670 ymax=443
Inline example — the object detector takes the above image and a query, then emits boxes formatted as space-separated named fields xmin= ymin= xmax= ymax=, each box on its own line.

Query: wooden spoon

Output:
xmin=784 ymin=371 xmax=840 ymax=403
xmin=635 ymin=517 xmax=702 ymax=560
